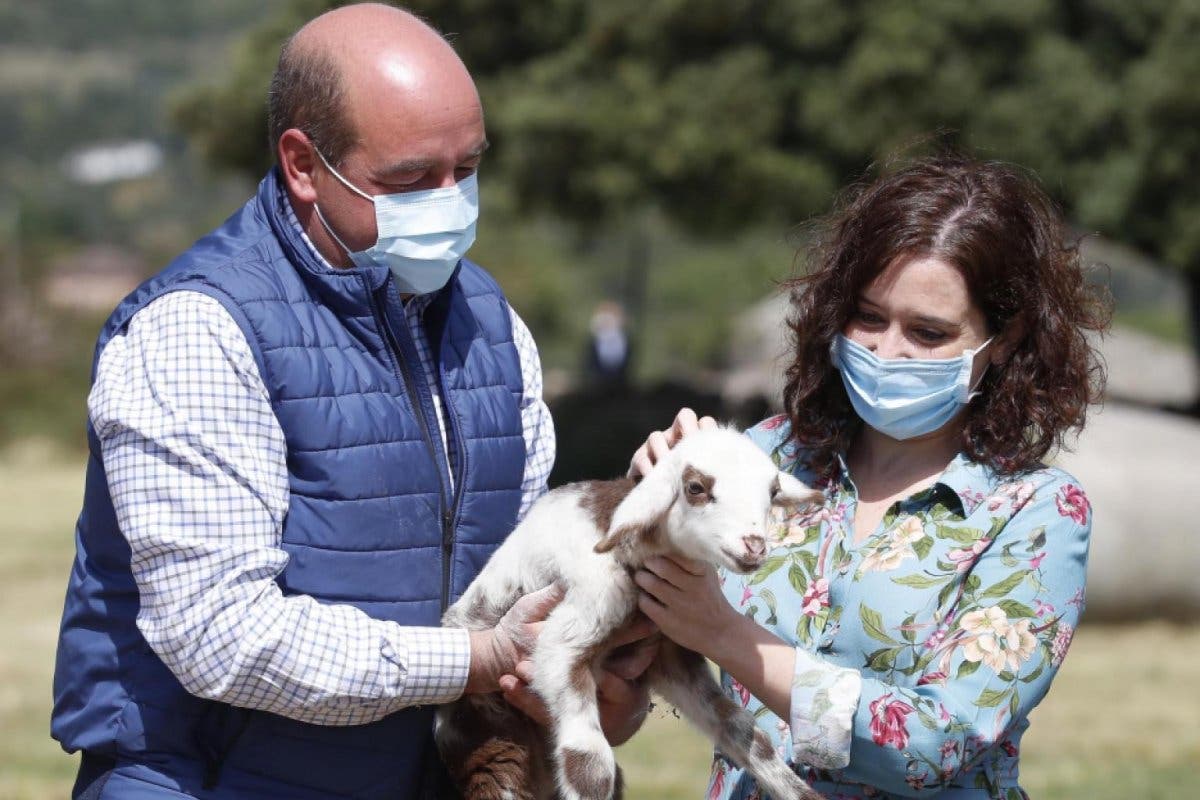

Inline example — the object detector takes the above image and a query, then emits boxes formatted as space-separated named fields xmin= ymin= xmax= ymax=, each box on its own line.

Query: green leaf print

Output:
xmin=996 ymin=599 xmax=1036 ymax=619
xmin=979 ymin=570 xmax=1031 ymax=599
xmin=860 ymin=605 xmax=901 ymax=645
xmin=1021 ymin=660 xmax=1046 ymax=684
xmin=1029 ymin=526 xmax=1047 ymax=550
xmin=794 ymin=548 xmax=817 ymax=574
xmin=901 ymin=613 xmax=917 ymax=642
xmin=975 ymin=687 xmax=1011 ymax=707
xmin=759 ymin=588 xmax=778 ymax=626
xmin=865 ymin=646 xmax=901 ymax=671
xmin=936 ymin=524 xmax=986 ymax=544
xmin=787 ymin=562 xmax=809 ymax=596
xmin=912 ymin=534 xmax=933 ymax=560
xmin=957 ymin=659 xmax=982 ymax=679
xmin=749 ymin=554 xmax=787 ymax=585
xmin=1009 ymin=689 xmax=1020 ymax=719
xmin=917 ymin=707 xmax=941 ymax=731
xmin=892 ymin=573 xmax=946 ymax=589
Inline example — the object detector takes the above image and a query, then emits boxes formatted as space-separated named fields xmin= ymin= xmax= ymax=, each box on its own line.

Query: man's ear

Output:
xmin=772 ymin=472 xmax=823 ymax=510
xmin=594 ymin=458 xmax=678 ymax=554
xmin=277 ymin=128 xmax=319 ymax=204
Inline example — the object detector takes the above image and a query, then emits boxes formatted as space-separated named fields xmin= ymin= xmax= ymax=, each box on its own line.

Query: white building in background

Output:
xmin=63 ymin=139 xmax=163 ymax=185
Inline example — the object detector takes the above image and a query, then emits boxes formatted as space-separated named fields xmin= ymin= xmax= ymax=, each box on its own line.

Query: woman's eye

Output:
xmin=915 ymin=329 xmax=947 ymax=342
xmin=856 ymin=309 xmax=883 ymax=324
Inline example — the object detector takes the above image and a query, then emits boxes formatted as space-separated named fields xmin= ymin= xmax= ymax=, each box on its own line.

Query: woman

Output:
xmin=630 ymin=155 xmax=1110 ymax=799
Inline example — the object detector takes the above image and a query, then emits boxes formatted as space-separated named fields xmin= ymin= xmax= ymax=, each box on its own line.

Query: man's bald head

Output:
xmin=267 ymin=3 xmax=478 ymax=167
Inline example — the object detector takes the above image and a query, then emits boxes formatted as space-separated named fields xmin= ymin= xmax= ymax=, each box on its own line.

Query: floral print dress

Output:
xmin=707 ymin=417 xmax=1091 ymax=800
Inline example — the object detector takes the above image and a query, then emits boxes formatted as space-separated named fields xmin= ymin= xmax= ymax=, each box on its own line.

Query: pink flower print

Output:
xmin=960 ymin=488 xmax=986 ymax=514
xmin=938 ymin=703 xmax=951 ymax=723
xmin=740 ymin=583 xmax=753 ymax=607
xmin=946 ymin=537 xmax=992 ymax=573
xmin=1029 ymin=551 xmax=1046 ymax=570
xmin=801 ymin=577 xmax=831 ymax=618
xmin=924 ymin=623 xmax=950 ymax=651
xmin=868 ymin=693 xmax=915 ymax=749
xmin=1050 ymin=622 xmax=1075 ymax=667
xmin=917 ymin=670 xmax=948 ymax=686
xmin=707 ymin=759 xmax=726 ymax=800
xmin=762 ymin=414 xmax=788 ymax=430
xmin=1067 ymin=587 xmax=1085 ymax=608
xmin=1055 ymin=484 xmax=1090 ymax=525
xmin=987 ymin=480 xmax=1036 ymax=512
xmin=1001 ymin=739 xmax=1019 ymax=757
xmin=1033 ymin=599 xmax=1055 ymax=618
xmin=730 ymin=677 xmax=751 ymax=707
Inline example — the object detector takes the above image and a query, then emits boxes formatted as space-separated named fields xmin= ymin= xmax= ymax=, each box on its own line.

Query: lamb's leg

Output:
xmin=647 ymin=641 xmax=820 ymax=800
xmin=532 ymin=597 xmax=626 ymax=800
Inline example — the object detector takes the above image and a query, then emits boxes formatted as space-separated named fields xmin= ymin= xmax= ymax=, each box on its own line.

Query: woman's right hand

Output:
xmin=626 ymin=407 xmax=719 ymax=479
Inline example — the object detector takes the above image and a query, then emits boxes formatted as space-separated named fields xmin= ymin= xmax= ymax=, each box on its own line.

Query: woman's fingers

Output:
xmin=628 ymin=407 xmax=716 ymax=478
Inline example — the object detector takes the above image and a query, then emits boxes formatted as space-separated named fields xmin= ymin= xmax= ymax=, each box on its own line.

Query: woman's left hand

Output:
xmin=634 ymin=555 xmax=736 ymax=658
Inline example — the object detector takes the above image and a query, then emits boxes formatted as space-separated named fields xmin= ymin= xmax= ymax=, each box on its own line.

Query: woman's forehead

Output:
xmin=861 ymin=256 xmax=978 ymax=319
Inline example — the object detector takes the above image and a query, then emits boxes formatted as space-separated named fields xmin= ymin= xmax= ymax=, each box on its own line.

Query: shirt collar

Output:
xmin=835 ymin=450 xmax=998 ymax=518
xmin=279 ymin=183 xmax=435 ymax=314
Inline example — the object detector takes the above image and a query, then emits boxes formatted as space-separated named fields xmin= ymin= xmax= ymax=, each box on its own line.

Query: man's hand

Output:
xmin=465 ymin=583 xmax=564 ymax=694
xmin=498 ymin=614 xmax=660 ymax=746
xmin=627 ymin=407 xmax=718 ymax=479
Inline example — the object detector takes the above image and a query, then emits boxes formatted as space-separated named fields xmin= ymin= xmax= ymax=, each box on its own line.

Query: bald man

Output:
xmin=51 ymin=5 xmax=652 ymax=798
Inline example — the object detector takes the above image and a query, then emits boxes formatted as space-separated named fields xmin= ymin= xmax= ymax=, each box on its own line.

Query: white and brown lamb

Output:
xmin=435 ymin=426 xmax=824 ymax=800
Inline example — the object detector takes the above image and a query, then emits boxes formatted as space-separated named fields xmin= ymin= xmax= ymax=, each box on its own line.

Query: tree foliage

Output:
xmin=176 ymin=0 xmax=1200 ymax=276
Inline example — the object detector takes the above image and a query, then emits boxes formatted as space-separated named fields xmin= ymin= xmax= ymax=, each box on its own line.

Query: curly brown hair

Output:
xmin=781 ymin=155 xmax=1112 ymax=478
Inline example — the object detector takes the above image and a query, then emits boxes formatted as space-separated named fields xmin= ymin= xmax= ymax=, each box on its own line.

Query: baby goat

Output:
xmin=435 ymin=427 xmax=824 ymax=800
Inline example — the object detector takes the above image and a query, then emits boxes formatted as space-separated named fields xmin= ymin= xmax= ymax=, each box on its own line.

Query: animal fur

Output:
xmin=436 ymin=427 xmax=825 ymax=800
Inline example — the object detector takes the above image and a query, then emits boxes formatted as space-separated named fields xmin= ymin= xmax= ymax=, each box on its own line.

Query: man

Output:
xmin=52 ymin=5 xmax=652 ymax=798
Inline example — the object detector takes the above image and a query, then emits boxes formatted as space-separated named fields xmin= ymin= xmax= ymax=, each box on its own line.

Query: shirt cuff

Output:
xmin=388 ymin=625 xmax=472 ymax=705
xmin=790 ymin=647 xmax=862 ymax=769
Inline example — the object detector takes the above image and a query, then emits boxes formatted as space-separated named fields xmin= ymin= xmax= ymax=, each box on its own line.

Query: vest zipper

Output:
xmin=366 ymin=284 xmax=455 ymax=613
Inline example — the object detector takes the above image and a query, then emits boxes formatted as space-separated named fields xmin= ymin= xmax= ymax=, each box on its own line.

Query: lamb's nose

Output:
xmin=742 ymin=534 xmax=766 ymax=558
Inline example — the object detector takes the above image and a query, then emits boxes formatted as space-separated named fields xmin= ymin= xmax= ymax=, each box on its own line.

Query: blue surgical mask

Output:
xmin=313 ymin=149 xmax=479 ymax=295
xmin=830 ymin=334 xmax=993 ymax=441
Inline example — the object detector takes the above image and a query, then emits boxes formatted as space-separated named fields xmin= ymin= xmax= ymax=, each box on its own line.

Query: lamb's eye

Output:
xmin=686 ymin=481 xmax=706 ymax=496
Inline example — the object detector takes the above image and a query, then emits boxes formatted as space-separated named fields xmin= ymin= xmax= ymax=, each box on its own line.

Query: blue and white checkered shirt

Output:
xmin=89 ymin=191 xmax=555 ymax=725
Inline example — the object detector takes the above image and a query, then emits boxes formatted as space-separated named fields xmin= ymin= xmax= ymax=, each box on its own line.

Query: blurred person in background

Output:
xmin=50 ymin=4 xmax=653 ymax=799
xmin=630 ymin=155 xmax=1110 ymax=799
xmin=584 ymin=299 xmax=632 ymax=388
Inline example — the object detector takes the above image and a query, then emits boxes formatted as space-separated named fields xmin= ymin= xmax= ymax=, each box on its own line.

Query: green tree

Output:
xmin=176 ymin=0 xmax=1200 ymax=386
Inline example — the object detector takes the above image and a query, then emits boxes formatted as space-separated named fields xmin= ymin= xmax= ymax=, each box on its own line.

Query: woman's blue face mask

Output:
xmin=830 ymin=334 xmax=993 ymax=441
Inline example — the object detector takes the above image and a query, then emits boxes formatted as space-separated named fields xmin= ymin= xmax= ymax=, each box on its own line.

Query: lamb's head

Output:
xmin=595 ymin=427 xmax=823 ymax=572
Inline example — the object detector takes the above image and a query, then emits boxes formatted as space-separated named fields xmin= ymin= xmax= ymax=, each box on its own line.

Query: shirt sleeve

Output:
xmin=834 ymin=473 xmax=1091 ymax=796
xmin=509 ymin=307 xmax=556 ymax=521
xmin=91 ymin=290 xmax=471 ymax=726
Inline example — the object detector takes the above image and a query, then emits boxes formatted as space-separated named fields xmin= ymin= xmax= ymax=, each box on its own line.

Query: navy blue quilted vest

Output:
xmin=51 ymin=169 xmax=527 ymax=798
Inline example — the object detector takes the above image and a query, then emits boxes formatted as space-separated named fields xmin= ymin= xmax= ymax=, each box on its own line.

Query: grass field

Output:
xmin=3 ymin=439 xmax=1197 ymax=799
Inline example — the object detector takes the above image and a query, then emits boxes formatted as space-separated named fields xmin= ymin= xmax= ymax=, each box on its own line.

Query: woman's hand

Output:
xmin=498 ymin=614 xmax=660 ymax=746
xmin=634 ymin=555 xmax=738 ymax=659
xmin=627 ymin=407 xmax=718 ymax=478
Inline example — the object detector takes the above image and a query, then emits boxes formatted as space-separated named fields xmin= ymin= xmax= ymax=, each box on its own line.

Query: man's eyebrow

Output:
xmin=376 ymin=141 xmax=490 ymax=178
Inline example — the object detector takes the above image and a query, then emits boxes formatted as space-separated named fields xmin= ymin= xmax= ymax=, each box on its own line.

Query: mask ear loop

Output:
xmin=963 ymin=338 xmax=995 ymax=401
xmin=310 ymin=145 xmax=375 ymax=261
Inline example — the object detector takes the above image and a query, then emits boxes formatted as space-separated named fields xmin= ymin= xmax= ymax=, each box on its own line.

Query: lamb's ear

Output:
xmin=772 ymin=471 xmax=824 ymax=510
xmin=594 ymin=460 xmax=678 ymax=554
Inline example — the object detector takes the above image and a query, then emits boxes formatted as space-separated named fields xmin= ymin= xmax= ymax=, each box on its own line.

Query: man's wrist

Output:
xmin=465 ymin=628 xmax=503 ymax=694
